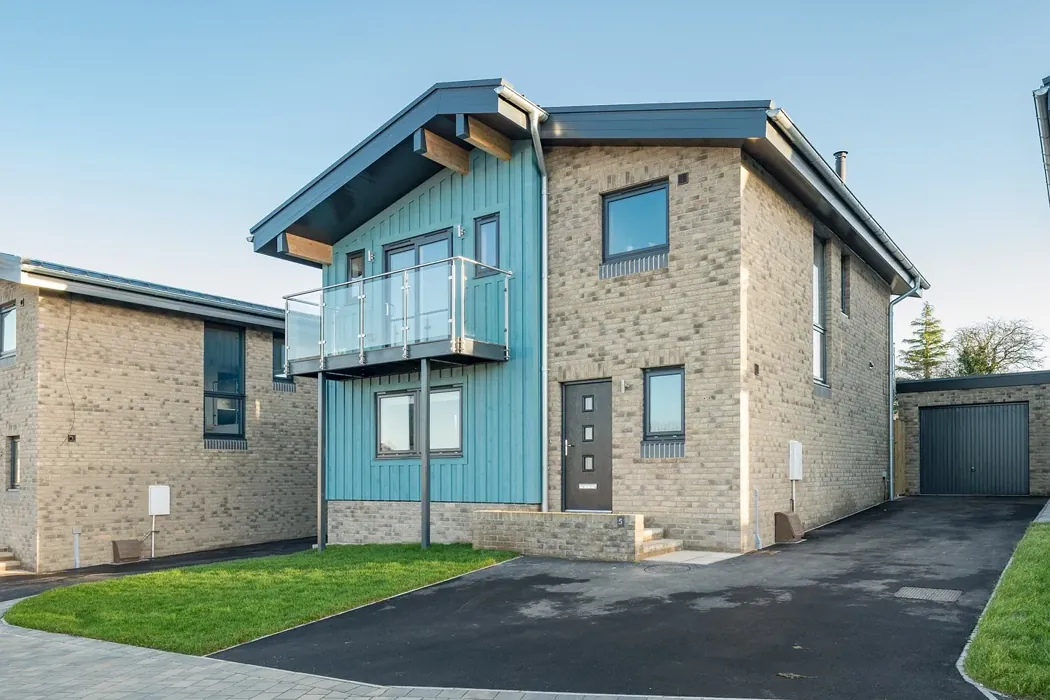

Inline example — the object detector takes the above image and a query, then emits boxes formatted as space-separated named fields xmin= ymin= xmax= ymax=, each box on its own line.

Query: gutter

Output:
xmin=766 ymin=109 xmax=930 ymax=292
xmin=1034 ymin=80 xmax=1050 ymax=208
xmin=495 ymin=86 xmax=551 ymax=513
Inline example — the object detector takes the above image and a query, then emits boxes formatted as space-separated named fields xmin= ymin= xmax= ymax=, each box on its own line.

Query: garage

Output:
xmin=919 ymin=402 xmax=1029 ymax=495
xmin=896 ymin=372 xmax=1049 ymax=497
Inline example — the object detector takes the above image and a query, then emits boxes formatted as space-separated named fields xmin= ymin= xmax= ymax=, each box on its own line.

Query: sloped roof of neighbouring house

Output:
xmin=248 ymin=78 xmax=928 ymax=294
xmin=0 ymin=253 xmax=284 ymax=329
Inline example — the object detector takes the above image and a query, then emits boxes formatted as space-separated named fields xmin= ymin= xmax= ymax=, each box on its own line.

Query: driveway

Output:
xmin=215 ymin=498 xmax=1044 ymax=700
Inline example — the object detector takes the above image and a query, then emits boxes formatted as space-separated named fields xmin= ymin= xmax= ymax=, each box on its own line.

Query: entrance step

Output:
xmin=0 ymin=550 xmax=14 ymax=562
xmin=0 ymin=559 xmax=24 ymax=572
xmin=642 ymin=527 xmax=664 ymax=542
xmin=638 ymin=538 xmax=683 ymax=559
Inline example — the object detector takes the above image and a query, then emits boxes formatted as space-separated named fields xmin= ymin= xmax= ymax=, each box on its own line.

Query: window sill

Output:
xmin=0 ymin=354 xmax=14 ymax=368
xmin=599 ymin=250 xmax=669 ymax=280
xmin=813 ymin=382 xmax=832 ymax=399
xmin=375 ymin=452 xmax=464 ymax=460
xmin=204 ymin=438 xmax=248 ymax=451
xmin=6 ymin=488 xmax=19 ymax=493
xmin=640 ymin=440 xmax=685 ymax=459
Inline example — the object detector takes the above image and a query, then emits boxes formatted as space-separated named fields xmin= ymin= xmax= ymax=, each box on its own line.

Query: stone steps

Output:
xmin=637 ymin=538 xmax=684 ymax=559
xmin=0 ymin=548 xmax=25 ymax=573
xmin=642 ymin=527 xmax=664 ymax=542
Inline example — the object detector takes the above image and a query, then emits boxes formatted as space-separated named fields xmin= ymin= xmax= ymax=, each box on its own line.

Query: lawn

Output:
xmin=5 ymin=543 xmax=514 ymax=656
xmin=965 ymin=523 xmax=1050 ymax=699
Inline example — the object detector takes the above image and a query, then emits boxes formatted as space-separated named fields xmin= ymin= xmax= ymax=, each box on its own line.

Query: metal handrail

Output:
xmin=284 ymin=256 xmax=512 ymax=300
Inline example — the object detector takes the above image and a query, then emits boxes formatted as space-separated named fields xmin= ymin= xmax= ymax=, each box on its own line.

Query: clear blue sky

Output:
xmin=1 ymin=1 xmax=1048 ymax=352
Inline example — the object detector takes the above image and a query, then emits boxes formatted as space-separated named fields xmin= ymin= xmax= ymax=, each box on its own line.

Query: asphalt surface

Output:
xmin=0 ymin=538 xmax=312 ymax=602
xmin=215 ymin=498 xmax=1045 ymax=700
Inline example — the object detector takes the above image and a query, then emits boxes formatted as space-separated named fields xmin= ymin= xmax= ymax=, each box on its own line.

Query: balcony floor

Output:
xmin=288 ymin=338 xmax=507 ymax=378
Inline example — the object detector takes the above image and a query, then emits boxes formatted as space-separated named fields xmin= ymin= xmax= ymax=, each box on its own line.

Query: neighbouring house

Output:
xmin=0 ymin=254 xmax=317 ymax=573
xmin=1035 ymin=75 xmax=1050 ymax=208
xmin=248 ymin=78 xmax=928 ymax=560
xmin=897 ymin=372 xmax=1050 ymax=497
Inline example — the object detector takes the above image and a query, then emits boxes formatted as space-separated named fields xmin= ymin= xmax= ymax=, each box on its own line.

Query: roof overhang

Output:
xmin=250 ymin=79 xmax=535 ymax=266
xmin=1035 ymin=76 xmax=1050 ymax=209
xmin=0 ymin=253 xmax=284 ymax=329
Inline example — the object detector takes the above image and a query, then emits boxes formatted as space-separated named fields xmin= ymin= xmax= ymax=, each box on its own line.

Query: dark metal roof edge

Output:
xmin=897 ymin=371 xmax=1050 ymax=393
xmin=545 ymin=99 xmax=774 ymax=114
xmin=20 ymin=258 xmax=284 ymax=322
xmin=250 ymin=78 xmax=507 ymax=235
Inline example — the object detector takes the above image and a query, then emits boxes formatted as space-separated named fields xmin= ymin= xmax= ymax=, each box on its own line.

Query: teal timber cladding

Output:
xmin=322 ymin=142 xmax=542 ymax=503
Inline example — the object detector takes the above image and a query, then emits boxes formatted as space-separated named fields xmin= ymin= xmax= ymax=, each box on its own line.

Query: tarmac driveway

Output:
xmin=215 ymin=498 xmax=1044 ymax=700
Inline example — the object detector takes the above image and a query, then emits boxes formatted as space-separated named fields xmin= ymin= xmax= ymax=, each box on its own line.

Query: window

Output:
xmin=0 ymin=305 xmax=15 ymax=358
xmin=7 ymin=436 xmax=18 ymax=490
xmin=272 ymin=332 xmax=292 ymax=383
xmin=840 ymin=254 xmax=851 ymax=317
xmin=602 ymin=181 xmax=669 ymax=261
xmin=474 ymin=214 xmax=499 ymax=276
xmin=644 ymin=367 xmax=685 ymax=441
xmin=347 ymin=251 xmax=365 ymax=282
xmin=376 ymin=386 xmax=463 ymax=457
xmin=203 ymin=325 xmax=245 ymax=438
xmin=813 ymin=237 xmax=828 ymax=384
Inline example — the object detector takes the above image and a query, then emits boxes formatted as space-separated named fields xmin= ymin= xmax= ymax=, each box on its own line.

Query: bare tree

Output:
xmin=952 ymin=319 xmax=1047 ymax=376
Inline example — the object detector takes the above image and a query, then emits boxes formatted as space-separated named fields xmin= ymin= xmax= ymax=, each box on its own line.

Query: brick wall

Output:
xmin=471 ymin=510 xmax=643 ymax=561
xmin=741 ymin=156 xmax=891 ymax=548
xmin=328 ymin=500 xmax=539 ymax=544
xmin=0 ymin=281 xmax=39 ymax=569
xmin=897 ymin=384 xmax=1050 ymax=496
xmin=31 ymin=292 xmax=317 ymax=572
xmin=545 ymin=146 xmax=744 ymax=551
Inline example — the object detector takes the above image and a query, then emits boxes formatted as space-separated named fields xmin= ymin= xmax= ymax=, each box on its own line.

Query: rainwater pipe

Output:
xmin=1034 ymin=79 xmax=1050 ymax=208
xmin=888 ymin=280 xmax=921 ymax=500
xmin=496 ymin=85 xmax=550 ymax=512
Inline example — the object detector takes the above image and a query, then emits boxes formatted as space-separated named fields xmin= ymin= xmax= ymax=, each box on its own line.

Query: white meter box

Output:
xmin=149 ymin=485 xmax=170 ymax=516
xmin=788 ymin=441 xmax=803 ymax=481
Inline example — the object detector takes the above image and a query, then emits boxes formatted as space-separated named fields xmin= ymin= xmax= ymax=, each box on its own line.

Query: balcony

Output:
xmin=284 ymin=257 xmax=511 ymax=378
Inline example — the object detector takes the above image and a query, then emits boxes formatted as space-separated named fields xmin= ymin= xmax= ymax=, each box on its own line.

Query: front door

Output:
xmin=563 ymin=381 xmax=613 ymax=511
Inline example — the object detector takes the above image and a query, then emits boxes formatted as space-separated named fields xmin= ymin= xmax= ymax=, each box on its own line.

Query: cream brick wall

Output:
xmin=472 ymin=510 xmax=644 ymax=562
xmin=741 ymin=156 xmax=890 ymax=548
xmin=545 ymin=146 xmax=745 ymax=551
xmin=897 ymin=384 xmax=1050 ymax=496
xmin=328 ymin=501 xmax=539 ymax=544
xmin=31 ymin=291 xmax=317 ymax=572
xmin=0 ymin=281 xmax=40 ymax=569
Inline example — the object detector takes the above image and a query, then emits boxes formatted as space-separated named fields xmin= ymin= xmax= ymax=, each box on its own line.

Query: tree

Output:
xmin=951 ymin=318 xmax=1047 ymax=376
xmin=897 ymin=302 xmax=951 ymax=379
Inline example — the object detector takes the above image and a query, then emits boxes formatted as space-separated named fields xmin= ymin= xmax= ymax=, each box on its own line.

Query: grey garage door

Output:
xmin=919 ymin=402 xmax=1029 ymax=495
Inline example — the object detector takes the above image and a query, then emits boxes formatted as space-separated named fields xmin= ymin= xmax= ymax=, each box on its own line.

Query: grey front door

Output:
xmin=563 ymin=381 xmax=612 ymax=511
xmin=919 ymin=402 xmax=1030 ymax=495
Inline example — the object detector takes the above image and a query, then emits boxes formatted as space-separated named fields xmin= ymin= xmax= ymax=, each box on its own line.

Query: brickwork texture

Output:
xmin=328 ymin=500 xmax=539 ymax=544
xmin=471 ymin=510 xmax=643 ymax=562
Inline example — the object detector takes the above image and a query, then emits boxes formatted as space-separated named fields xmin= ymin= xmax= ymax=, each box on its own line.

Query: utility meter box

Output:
xmin=148 ymin=485 xmax=170 ymax=516
xmin=788 ymin=440 xmax=803 ymax=481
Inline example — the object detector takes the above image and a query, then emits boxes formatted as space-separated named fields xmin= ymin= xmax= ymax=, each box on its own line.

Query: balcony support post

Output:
xmin=419 ymin=358 xmax=431 ymax=549
xmin=317 ymin=371 xmax=327 ymax=553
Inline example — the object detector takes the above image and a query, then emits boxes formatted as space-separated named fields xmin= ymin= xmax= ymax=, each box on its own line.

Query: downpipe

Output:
xmin=888 ymin=280 xmax=922 ymax=501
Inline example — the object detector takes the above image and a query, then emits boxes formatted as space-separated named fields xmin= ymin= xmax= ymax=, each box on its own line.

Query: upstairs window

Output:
xmin=644 ymin=367 xmax=685 ymax=441
xmin=0 ymin=305 xmax=15 ymax=359
xmin=602 ymin=181 xmax=669 ymax=262
xmin=204 ymin=325 xmax=245 ymax=438
xmin=840 ymin=254 xmax=851 ymax=317
xmin=813 ymin=237 xmax=828 ymax=384
xmin=7 ymin=436 xmax=18 ymax=490
xmin=272 ymin=332 xmax=292 ymax=383
xmin=474 ymin=214 xmax=500 ymax=277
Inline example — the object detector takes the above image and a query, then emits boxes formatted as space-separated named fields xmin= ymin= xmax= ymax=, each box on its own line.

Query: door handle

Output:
xmin=564 ymin=439 xmax=572 ymax=457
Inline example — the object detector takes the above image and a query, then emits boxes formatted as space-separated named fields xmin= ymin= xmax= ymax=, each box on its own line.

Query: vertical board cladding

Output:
xmin=741 ymin=155 xmax=891 ymax=549
xmin=0 ymin=280 xmax=39 ymax=570
xmin=545 ymin=146 xmax=745 ymax=551
xmin=898 ymin=385 xmax=1050 ymax=496
xmin=32 ymin=292 xmax=318 ymax=572
xmin=323 ymin=142 xmax=542 ymax=504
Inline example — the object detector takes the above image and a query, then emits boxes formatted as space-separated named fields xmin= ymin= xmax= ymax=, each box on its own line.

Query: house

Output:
xmin=0 ymin=254 xmax=317 ymax=573
xmin=248 ymin=79 xmax=928 ymax=560
xmin=1035 ymin=75 xmax=1050 ymax=207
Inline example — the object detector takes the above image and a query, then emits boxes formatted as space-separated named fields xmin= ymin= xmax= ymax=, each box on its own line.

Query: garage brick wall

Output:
xmin=741 ymin=156 xmax=892 ymax=548
xmin=545 ymin=146 xmax=746 ymax=551
xmin=28 ymin=290 xmax=317 ymax=572
xmin=897 ymin=382 xmax=1050 ymax=496
xmin=0 ymin=280 xmax=40 ymax=571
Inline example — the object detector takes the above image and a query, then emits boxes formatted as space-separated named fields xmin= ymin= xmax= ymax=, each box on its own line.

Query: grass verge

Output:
xmin=965 ymin=523 xmax=1050 ymax=699
xmin=5 ymin=543 xmax=514 ymax=656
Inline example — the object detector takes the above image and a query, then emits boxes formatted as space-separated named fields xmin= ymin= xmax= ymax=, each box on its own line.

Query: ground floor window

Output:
xmin=643 ymin=367 xmax=685 ymax=441
xmin=7 ymin=436 xmax=18 ymax=490
xmin=376 ymin=387 xmax=462 ymax=457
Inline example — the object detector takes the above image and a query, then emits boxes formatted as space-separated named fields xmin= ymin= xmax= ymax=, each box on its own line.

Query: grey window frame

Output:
xmin=272 ymin=332 xmax=293 ymax=384
xmin=7 ymin=436 xmax=18 ymax=490
xmin=203 ymin=324 xmax=246 ymax=439
xmin=813 ymin=236 xmax=828 ymax=385
xmin=840 ymin=253 xmax=851 ymax=317
xmin=0 ymin=304 xmax=15 ymax=359
xmin=474 ymin=213 xmax=500 ymax=278
xmin=346 ymin=250 xmax=366 ymax=282
xmin=375 ymin=385 xmax=464 ymax=458
xmin=643 ymin=366 xmax=686 ymax=442
xmin=601 ymin=180 xmax=670 ymax=263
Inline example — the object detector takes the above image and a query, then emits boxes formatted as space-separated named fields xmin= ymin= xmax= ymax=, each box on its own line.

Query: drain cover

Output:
xmin=894 ymin=587 xmax=962 ymax=603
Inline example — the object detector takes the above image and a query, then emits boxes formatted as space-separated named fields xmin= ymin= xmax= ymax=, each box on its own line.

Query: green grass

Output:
xmin=966 ymin=523 xmax=1050 ymax=699
xmin=5 ymin=544 xmax=514 ymax=656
